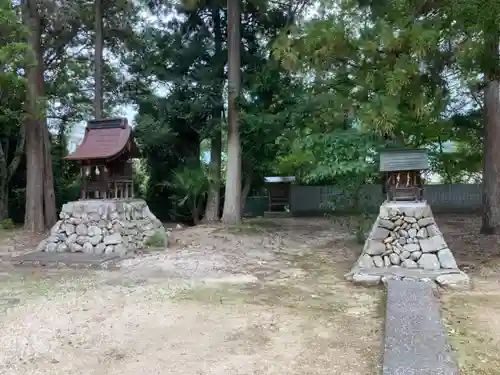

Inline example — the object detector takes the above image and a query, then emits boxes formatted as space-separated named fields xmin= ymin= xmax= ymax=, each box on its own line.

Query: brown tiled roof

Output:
xmin=64 ymin=118 xmax=135 ymax=161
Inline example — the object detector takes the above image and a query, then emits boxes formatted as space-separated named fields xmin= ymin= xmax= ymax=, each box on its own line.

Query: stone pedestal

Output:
xmin=347 ymin=201 xmax=469 ymax=287
xmin=36 ymin=199 xmax=167 ymax=256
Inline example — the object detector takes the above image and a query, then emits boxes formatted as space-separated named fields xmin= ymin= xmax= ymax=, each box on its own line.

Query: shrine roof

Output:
xmin=64 ymin=118 xmax=136 ymax=161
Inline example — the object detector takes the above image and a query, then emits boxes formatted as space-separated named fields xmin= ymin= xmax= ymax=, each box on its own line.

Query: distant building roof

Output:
xmin=64 ymin=118 xmax=138 ymax=161
xmin=264 ymin=176 xmax=296 ymax=183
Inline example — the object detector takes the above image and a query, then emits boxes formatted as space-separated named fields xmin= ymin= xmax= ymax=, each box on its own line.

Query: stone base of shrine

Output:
xmin=36 ymin=199 xmax=167 ymax=256
xmin=346 ymin=201 xmax=469 ymax=288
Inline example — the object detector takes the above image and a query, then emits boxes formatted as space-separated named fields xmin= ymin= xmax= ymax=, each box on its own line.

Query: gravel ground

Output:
xmin=0 ymin=218 xmax=383 ymax=375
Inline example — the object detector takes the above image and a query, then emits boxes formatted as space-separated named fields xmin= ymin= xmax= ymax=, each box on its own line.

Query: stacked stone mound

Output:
xmin=357 ymin=203 xmax=458 ymax=271
xmin=36 ymin=199 xmax=167 ymax=256
xmin=347 ymin=202 xmax=470 ymax=288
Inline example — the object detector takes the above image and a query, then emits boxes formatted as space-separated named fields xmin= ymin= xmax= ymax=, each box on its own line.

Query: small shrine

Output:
xmin=64 ymin=118 xmax=139 ymax=199
xmin=380 ymin=148 xmax=428 ymax=202
xmin=264 ymin=176 xmax=295 ymax=217
xmin=346 ymin=148 xmax=469 ymax=287
xmin=35 ymin=118 xmax=167 ymax=256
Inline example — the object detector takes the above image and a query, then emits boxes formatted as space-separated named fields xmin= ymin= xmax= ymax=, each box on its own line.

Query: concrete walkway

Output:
xmin=383 ymin=279 xmax=460 ymax=375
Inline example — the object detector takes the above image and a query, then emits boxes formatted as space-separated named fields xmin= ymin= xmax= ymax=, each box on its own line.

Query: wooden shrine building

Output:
xmin=64 ymin=118 xmax=139 ymax=199
xmin=379 ymin=148 xmax=428 ymax=202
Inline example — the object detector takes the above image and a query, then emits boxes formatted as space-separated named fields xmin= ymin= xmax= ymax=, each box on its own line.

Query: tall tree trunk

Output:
xmin=0 ymin=143 xmax=8 ymax=221
xmin=94 ymin=0 xmax=104 ymax=119
xmin=204 ymin=3 xmax=223 ymax=223
xmin=481 ymin=24 xmax=500 ymax=234
xmin=240 ymin=170 xmax=252 ymax=213
xmin=22 ymin=0 xmax=45 ymax=232
xmin=222 ymin=0 xmax=242 ymax=225
xmin=0 ymin=126 xmax=26 ymax=220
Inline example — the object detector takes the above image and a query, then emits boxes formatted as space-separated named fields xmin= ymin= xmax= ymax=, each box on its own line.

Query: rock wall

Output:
xmin=353 ymin=202 xmax=459 ymax=272
xmin=36 ymin=199 xmax=167 ymax=255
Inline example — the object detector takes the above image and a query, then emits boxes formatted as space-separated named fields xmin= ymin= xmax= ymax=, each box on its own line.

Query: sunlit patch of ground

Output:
xmin=438 ymin=214 xmax=500 ymax=375
xmin=0 ymin=217 xmax=383 ymax=375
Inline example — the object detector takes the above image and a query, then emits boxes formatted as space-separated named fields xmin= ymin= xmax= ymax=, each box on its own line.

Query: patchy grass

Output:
xmin=442 ymin=280 xmax=500 ymax=375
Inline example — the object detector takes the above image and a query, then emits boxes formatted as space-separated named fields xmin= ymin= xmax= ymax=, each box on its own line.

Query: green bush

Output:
xmin=145 ymin=230 xmax=166 ymax=247
xmin=0 ymin=218 xmax=15 ymax=230
xmin=161 ymin=162 xmax=210 ymax=224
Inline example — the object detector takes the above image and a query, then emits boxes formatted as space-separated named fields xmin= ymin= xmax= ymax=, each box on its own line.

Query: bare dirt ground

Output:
xmin=437 ymin=214 xmax=500 ymax=375
xmin=0 ymin=218 xmax=383 ymax=375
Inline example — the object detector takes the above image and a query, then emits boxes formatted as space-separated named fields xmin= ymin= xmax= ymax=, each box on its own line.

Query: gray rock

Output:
xmin=389 ymin=253 xmax=401 ymax=265
xmin=50 ymin=220 xmax=62 ymax=235
xmin=75 ymin=223 xmax=88 ymax=236
xmin=45 ymin=242 xmax=58 ymax=252
xmin=417 ymin=217 xmax=434 ymax=227
xmin=402 ymin=259 xmax=418 ymax=268
xmin=372 ymin=227 xmax=390 ymax=240
xmin=105 ymin=245 xmax=115 ymax=254
xmin=89 ymin=235 xmax=103 ymax=246
xmin=365 ymin=240 xmax=386 ymax=256
xmin=87 ymin=225 xmax=102 ymax=237
xmin=410 ymin=251 xmax=422 ymax=261
xmin=57 ymin=243 xmax=69 ymax=252
xmin=436 ymin=272 xmax=470 ymax=290
xmin=69 ymin=243 xmax=83 ymax=252
xmin=352 ymin=274 xmax=381 ymax=286
xmin=400 ymin=250 xmax=410 ymax=260
xmin=82 ymin=242 xmax=94 ymax=254
xmin=408 ymin=228 xmax=417 ymax=238
xmin=420 ymin=235 xmax=447 ymax=253
xmin=403 ymin=243 xmax=420 ymax=252
xmin=398 ymin=237 xmax=406 ymax=245
xmin=94 ymin=243 xmax=106 ymax=255
xmin=66 ymin=233 xmax=78 ymax=245
xmin=437 ymin=249 xmax=458 ymax=269
xmin=384 ymin=255 xmax=391 ymax=267
xmin=404 ymin=216 xmax=417 ymax=224
xmin=76 ymin=236 xmax=89 ymax=245
xmin=47 ymin=235 xmax=60 ymax=243
xmin=418 ymin=254 xmax=441 ymax=270
xmin=88 ymin=213 xmax=101 ymax=222
xmin=103 ymin=233 xmax=122 ymax=245
xmin=399 ymin=229 xmax=408 ymax=238
xmin=62 ymin=223 xmax=75 ymax=235
xmin=416 ymin=228 xmax=428 ymax=239
xmin=379 ymin=219 xmax=395 ymax=230
xmin=358 ymin=254 xmax=374 ymax=268
xmin=372 ymin=255 xmax=384 ymax=268
xmin=427 ymin=224 xmax=441 ymax=237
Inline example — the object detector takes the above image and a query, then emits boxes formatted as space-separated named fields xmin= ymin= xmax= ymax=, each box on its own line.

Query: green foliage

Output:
xmin=0 ymin=218 xmax=14 ymax=229
xmin=163 ymin=162 xmax=210 ymax=224
xmin=144 ymin=230 xmax=166 ymax=247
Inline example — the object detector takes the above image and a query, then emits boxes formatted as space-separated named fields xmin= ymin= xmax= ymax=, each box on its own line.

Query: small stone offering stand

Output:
xmin=36 ymin=118 xmax=167 ymax=256
xmin=346 ymin=148 xmax=469 ymax=288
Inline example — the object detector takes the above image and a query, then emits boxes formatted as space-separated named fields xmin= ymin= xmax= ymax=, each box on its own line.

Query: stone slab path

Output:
xmin=383 ymin=279 xmax=460 ymax=375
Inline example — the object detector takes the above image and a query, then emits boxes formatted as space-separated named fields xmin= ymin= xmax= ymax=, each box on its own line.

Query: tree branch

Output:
xmin=7 ymin=122 xmax=26 ymax=181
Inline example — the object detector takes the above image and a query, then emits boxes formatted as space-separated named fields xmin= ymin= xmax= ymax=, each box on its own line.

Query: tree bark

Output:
xmin=22 ymin=0 xmax=45 ymax=232
xmin=94 ymin=0 xmax=104 ymax=119
xmin=0 ymin=125 xmax=26 ymax=220
xmin=22 ymin=0 xmax=57 ymax=231
xmin=222 ymin=0 xmax=242 ymax=225
xmin=204 ymin=3 xmax=223 ymax=223
xmin=481 ymin=24 xmax=500 ymax=234
xmin=240 ymin=170 xmax=252 ymax=213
